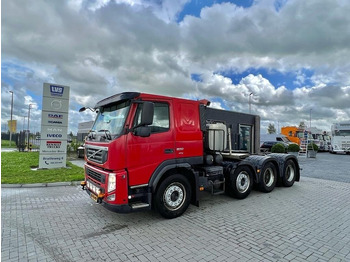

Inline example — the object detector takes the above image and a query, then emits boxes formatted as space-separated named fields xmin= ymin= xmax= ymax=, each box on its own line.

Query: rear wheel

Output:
xmin=259 ymin=162 xmax=277 ymax=193
xmin=154 ymin=174 xmax=191 ymax=219
xmin=282 ymin=160 xmax=296 ymax=187
xmin=227 ymin=166 xmax=253 ymax=199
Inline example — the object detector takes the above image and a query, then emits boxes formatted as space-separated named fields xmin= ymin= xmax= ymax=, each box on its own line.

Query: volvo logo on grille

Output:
xmin=86 ymin=146 xmax=108 ymax=164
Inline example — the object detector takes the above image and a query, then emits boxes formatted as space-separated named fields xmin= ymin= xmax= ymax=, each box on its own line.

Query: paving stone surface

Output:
xmin=2 ymin=155 xmax=350 ymax=261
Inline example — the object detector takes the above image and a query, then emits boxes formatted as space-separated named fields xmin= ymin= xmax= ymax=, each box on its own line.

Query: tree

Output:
xmin=268 ymin=123 xmax=276 ymax=134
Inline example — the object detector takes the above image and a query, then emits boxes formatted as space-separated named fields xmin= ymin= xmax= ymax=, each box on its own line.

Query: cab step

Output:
xmin=131 ymin=202 xmax=150 ymax=209
xmin=209 ymin=179 xmax=225 ymax=195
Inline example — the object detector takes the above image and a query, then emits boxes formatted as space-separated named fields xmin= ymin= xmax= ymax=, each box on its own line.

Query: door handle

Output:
xmin=164 ymin=149 xmax=174 ymax=154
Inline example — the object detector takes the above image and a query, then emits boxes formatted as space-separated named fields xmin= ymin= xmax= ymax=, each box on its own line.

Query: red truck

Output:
xmin=80 ymin=92 xmax=300 ymax=218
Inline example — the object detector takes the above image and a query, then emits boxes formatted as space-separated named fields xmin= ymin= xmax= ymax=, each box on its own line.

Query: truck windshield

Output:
xmin=334 ymin=130 xmax=350 ymax=136
xmin=296 ymin=131 xmax=304 ymax=138
xmin=280 ymin=137 xmax=291 ymax=143
xmin=91 ymin=101 xmax=130 ymax=139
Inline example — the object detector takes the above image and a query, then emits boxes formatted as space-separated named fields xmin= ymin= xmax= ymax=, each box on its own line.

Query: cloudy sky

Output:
xmin=2 ymin=0 xmax=350 ymax=135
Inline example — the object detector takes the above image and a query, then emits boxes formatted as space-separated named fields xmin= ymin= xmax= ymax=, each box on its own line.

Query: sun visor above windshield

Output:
xmin=94 ymin=92 xmax=140 ymax=108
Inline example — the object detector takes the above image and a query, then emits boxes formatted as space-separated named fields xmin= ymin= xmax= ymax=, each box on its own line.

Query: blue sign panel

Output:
xmin=50 ymin=85 xmax=64 ymax=96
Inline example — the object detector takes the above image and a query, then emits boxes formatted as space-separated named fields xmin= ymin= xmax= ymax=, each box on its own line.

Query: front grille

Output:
xmin=86 ymin=146 xmax=108 ymax=164
xmin=86 ymin=167 xmax=106 ymax=184
xmin=341 ymin=142 xmax=350 ymax=150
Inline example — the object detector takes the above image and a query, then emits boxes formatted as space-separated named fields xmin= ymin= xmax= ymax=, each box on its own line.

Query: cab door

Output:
xmin=126 ymin=101 xmax=175 ymax=186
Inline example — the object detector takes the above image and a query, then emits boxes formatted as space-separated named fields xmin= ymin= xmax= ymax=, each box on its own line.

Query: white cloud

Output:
xmin=209 ymin=102 xmax=224 ymax=110
xmin=2 ymin=0 xmax=350 ymax=134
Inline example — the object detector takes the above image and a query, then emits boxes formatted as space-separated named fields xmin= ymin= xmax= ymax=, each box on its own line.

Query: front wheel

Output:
xmin=282 ymin=160 xmax=296 ymax=187
xmin=154 ymin=174 xmax=191 ymax=219
xmin=259 ymin=162 xmax=277 ymax=193
xmin=227 ymin=166 xmax=253 ymax=199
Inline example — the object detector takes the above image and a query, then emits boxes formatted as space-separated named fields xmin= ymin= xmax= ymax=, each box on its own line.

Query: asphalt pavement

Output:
xmin=69 ymin=159 xmax=85 ymax=168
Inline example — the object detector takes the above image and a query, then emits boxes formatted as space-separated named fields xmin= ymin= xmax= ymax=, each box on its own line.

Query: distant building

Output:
xmin=77 ymin=121 xmax=94 ymax=142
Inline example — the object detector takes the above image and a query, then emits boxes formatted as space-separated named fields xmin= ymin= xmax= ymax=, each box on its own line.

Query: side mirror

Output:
xmin=134 ymin=126 xmax=151 ymax=137
xmin=140 ymin=102 xmax=154 ymax=126
xmin=132 ymin=101 xmax=154 ymax=137
xmin=79 ymin=107 xmax=96 ymax=112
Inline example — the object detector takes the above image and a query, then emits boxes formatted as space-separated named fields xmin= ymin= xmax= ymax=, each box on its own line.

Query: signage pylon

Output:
xmin=39 ymin=83 xmax=70 ymax=169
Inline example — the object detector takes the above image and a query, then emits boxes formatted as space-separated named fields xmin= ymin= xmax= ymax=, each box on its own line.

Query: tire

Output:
xmin=259 ymin=162 xmax=277 ymax=193
xmin=227 ymin=166 xmax=253 ymax=199
xmin=282 ymin=160 xmax=296 ymax=187
xmin=154 ymin=174 xmax=191 ymax=219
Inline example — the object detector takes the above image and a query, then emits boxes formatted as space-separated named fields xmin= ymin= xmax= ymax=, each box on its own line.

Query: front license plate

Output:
xmin=90 ymin=193 xmax=98 ymax=202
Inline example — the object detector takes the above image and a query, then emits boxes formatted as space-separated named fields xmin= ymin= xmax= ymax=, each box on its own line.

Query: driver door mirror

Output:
xmin=140 ymin=102 xmax=154 ymax=126
xmin=133 ymin=101 xmax=154 ymax=137
xmin=134 ymin=126 xmax=151 ymax=137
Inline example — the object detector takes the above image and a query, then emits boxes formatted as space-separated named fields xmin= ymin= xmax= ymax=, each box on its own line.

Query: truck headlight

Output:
xmin=108 ymin=173 xmax=116 ymax=193
xmin=107 ymin=194 xmax=115 ymax=201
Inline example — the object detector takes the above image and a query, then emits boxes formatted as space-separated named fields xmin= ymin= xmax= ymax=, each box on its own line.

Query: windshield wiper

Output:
xmin=87 ymin=130 xmax=96 ymax=140
xmin=98 ymin=130 xmax=112 ymax=140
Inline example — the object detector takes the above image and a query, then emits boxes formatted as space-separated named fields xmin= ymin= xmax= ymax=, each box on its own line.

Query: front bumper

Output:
xmin=84 ymin=189 xmax=133 ymax=213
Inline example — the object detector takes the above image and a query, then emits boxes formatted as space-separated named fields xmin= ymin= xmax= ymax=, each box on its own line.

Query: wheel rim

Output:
xmin=236 ymin=171 xmax=250 ymax=193
xmin=285 ymin=165 xmax=295 ymax=182
xmin=163 ymin=182 xmax=186 ymax=211
xmin=264 ymin=167 xmax=275 ymax=187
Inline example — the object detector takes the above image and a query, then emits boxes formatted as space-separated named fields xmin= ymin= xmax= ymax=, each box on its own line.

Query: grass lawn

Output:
xmin=1 ymin=151 xmax=84 ymax=184
xmin=1 ymin=139 xmax=17 ymax=148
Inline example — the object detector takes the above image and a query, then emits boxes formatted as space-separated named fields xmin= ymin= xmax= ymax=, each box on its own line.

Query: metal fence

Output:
xmin=2 ymin=132 xmax=40 ymax=152
xmin=17 ymin=131 xmax=40 ymax=152
xmin=2 ymin=132 xmax=83 ymax=154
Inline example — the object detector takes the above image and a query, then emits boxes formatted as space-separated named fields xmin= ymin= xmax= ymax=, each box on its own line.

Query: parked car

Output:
xmin=261 ymin=134 xmax=296 ymax=145
xmin=260 ymin=141 xmax=288 ymax=153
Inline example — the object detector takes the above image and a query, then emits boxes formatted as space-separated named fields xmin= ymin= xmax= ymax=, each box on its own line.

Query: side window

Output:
xmin=151 ymin=103 xmax=170 ymax=132
xmin=134 ymin=102 xmax=170 ymax=133
xmin=134 ymin=105 xmax=143 ymax=127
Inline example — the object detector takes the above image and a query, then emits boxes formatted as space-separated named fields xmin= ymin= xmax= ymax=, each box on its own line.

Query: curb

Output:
xmin=1 ymin=181 xmax=82 ymax=188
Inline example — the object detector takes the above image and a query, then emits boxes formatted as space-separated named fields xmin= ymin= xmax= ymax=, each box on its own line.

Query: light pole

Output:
xmin=309 ymin=109 xmax=312 ymax=129
xmin=9 ymin=91 xmax=14 ymax=147
xmin=27 ymin=104 xmax=33 ymax=150
xmin=22 ymin=116 xmax=27 ymax=131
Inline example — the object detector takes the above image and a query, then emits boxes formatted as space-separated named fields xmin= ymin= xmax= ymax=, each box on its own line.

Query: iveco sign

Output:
xmin=47 ymin=134 xmax=63 ymax=138
xmin=39 ymin=83 xmax=70 ymax=169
